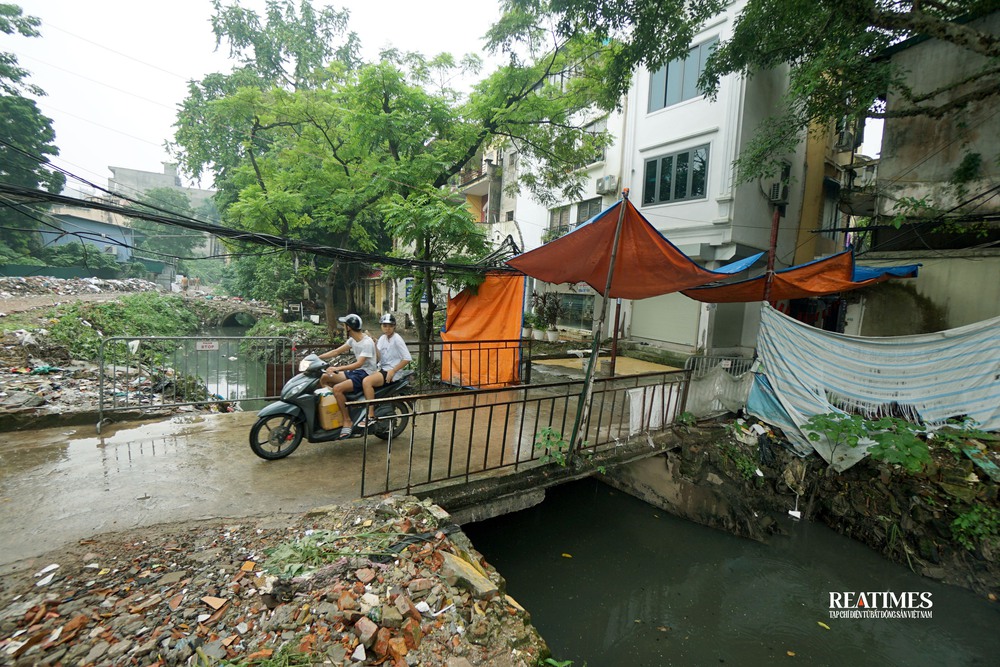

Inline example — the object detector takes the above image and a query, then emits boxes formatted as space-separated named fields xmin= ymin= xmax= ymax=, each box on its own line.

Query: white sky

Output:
xmin=13 ymin=0 xmax=502 ymax=193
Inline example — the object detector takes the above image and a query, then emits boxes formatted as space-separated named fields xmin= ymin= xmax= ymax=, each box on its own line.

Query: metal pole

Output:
xmin=609 ymin=298 xmax=622 ymax=376
xmin=762 ymin=205 xmax=781 ymax=304
xmin=570 ymin=189 xmax=630 ymax=453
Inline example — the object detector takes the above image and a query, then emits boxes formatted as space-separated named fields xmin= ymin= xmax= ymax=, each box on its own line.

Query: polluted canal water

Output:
xmin=463 ymin=478 xmax=1000 ymax=666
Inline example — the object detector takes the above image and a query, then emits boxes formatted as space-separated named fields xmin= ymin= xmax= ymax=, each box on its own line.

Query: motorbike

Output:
xmin=250 ymin=353 xmax=414 ymax=460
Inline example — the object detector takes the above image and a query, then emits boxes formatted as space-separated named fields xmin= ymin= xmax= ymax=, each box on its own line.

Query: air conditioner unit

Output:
xmin=768 ymin=181 xmax=788 ymax=204
xmin=595 ymin=175 xmax=618 ymax=195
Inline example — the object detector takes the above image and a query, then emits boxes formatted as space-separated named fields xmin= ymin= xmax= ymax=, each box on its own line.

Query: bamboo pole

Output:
xmin=569 ymin=189 xmax=630 ymax=453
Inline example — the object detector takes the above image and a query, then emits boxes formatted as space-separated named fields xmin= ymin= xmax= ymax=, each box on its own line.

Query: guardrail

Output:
xmin=97 ymin=336 xmax=295 ymax=432
xmin=359 ymin=368 xmax=690 ymax=496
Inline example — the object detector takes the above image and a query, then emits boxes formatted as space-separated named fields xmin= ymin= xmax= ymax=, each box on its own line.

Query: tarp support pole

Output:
xmin=570 ymin=190 xmax=630 ymax=454
xmin=763 ymin=205 xmax=781 ymax=304
xmin=609 ymin=298 xmax=622 ymax=377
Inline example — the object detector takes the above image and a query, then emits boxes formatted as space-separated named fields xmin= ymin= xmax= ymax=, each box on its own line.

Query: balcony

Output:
xmin=838 ymin=158 xmax=878 ymax=218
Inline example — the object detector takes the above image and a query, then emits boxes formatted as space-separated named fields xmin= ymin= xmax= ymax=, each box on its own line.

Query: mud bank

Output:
xmin=605 ymin=420 xmax=1000 ymax=598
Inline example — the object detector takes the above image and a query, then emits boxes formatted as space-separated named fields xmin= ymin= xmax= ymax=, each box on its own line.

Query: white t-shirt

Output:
xmin=377 ymin=333 xmax=412 ymax=372
xmin=347 ymin=335 xmax=377 ymax=375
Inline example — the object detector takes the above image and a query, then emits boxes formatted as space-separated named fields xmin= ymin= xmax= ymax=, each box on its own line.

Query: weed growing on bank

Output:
xmin=45 ymin=293 xmax=200 ymax=360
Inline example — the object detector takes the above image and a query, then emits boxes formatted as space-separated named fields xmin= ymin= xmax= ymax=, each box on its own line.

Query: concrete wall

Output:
xmin=878 ymin=12 xmax=1000 ymax=218
xmin=858 ymin=250 xmax=1000 ymax=333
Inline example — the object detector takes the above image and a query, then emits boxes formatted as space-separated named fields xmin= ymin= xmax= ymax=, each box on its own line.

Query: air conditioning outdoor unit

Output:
xmin=595 ymin=175 xmax=618 ymax=195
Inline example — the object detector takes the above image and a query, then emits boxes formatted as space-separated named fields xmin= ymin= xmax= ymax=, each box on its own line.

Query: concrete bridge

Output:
xmin=189 ymin=295 xmax=278 ymax=327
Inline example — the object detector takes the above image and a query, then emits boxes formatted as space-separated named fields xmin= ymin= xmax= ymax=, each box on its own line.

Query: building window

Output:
xmin=544 ymin=206 xmax=571 ymax=242
xmin=642 ymin=144 xmax=709 ymax=205
xmin=577 ymin=197 xmax=603 ymax=223
xmin=582 ymin=117 xmax=607 ymax=166
xmin=505 ymin=210 xmax=514 ymax=222
xmin=648 ymin=37 xmax=719 ymax=112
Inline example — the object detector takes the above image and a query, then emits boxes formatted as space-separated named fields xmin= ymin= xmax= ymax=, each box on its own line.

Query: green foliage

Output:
xmin=930 ymin=418 xmax=988 ymax=457
xmin=951 ymin=505 xmax=1000 ymax=553
xmin=676 ymin=411 xmax=697 ymax=428
xmin=498 ymin=1 xmax=1000 ymax=181
xmin=534 ymin=426 xmax=570 ymax=467
xmin=530 ymin=291 xmax=565 ymax=329
xmin=220 ymin=253 xmax=310 ymax=305
xmin=719 ymin=439 xmax=756 ymax=481
xmin=45 ymin=293 xmax=200 ymax=361
xmin=127 ymin=187 xmax=206 ymax=268
xmin=33 ymin=242 xmax=121 ymax=271
xmin=243 ymin=317 xmax=331 ymax=362
xmin=0 ymin=4 xmax=65 ymax=254
xmin=864 ymin=417 xmax=931 ymax=474
xmin=805 ymin=412 xmax=932 ymax=473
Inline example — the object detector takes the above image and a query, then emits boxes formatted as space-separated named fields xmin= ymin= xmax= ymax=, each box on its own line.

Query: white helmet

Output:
xmin=379 ymin=313 xmax=396 ymax=325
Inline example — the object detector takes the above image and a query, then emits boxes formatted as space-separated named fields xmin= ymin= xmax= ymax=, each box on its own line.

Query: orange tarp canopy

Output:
xmin=682 ymin=249 xmax=918 ymax=303
xmin=441 ymin=273 xmax=524 ymax=388
xmin=506 ymin=198 xmax=761 ymax=299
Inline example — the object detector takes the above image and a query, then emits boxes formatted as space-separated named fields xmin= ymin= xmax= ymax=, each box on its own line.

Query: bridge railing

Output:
xmin=97 ymin=335 xmax=294 ymax=432
xmin=358 ymin=368 xmax=690 ymax=496
xmin=296 ymin=337 xmax=534 ymax=390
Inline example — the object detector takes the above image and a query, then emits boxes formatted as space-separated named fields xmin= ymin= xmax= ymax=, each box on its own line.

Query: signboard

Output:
xmin=196 ymin=340 xmax=220 ymax=351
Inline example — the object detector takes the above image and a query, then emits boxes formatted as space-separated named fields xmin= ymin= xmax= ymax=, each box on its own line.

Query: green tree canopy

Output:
xmin=126 ymin=187 xmax=206 ymax=264
xmin=172 ymin=0 xmax=613 ymax=347
xmin=0 ymin=3 xmax=65 ymax=255
xmin=493 ymin=0 xmax=1000 ymax=180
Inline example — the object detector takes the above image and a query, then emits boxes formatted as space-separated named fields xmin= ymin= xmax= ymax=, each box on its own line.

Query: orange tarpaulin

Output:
xmin=506 ymin=198 xmax=761 ymax=298
xmin=682 ymin=248 xmax=919 ymax=303
xmin=441 ymin=273 xmax=525 ymax=388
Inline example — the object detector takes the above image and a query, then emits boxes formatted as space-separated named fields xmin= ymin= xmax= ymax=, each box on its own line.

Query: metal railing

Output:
xmin=97 ymin=336 xmax=294 ymax=431
xmin=683 ymin=354 xmax=756 ymax=417
xmin=359 ymin=368 xmax=690 ymax=496
xmin=296 ymin=337 xmax=532 ymax=390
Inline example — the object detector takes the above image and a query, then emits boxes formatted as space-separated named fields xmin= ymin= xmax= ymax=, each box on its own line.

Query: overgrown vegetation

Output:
xmin=45 ymin=292 xmax=200 ymax=361
xmin=805 ymin=412 xmax=932 ymax=474
xmin=951 ymin=504 xmax=1000 ymax=553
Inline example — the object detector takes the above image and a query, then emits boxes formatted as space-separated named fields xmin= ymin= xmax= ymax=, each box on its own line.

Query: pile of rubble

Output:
xmin=0 ymin=276 xmax=160 ymax=301
xmin=0 ymin=497 xmax=548 ymax=666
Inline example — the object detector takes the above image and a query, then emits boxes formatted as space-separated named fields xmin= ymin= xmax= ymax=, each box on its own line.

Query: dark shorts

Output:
xmin=345 ymin=369 xmax=368 ymax=393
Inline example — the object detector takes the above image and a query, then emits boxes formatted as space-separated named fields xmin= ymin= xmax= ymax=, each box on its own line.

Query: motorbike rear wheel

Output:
xmin=371 ymin=401 xmax=411 ymax=441
xmin=250 ymin=414 xmax=305 ymax=460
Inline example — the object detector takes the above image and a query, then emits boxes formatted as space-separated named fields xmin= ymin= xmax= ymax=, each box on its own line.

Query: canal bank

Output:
xmin=464 ymin=478 xmax=1000 ymax=666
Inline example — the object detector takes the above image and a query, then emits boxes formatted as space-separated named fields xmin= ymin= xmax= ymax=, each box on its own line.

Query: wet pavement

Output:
xmin=0 ymin=411 xmax=367 ymax=571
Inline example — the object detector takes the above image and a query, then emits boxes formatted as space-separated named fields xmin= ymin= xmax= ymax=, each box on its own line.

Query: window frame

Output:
xmin=648 ymin=36 xmax=719 ymax=113
xmin=576 ymin=197 xmax=603 ymax=223
xmin=642 ymin=144 xmax=710 ymax=205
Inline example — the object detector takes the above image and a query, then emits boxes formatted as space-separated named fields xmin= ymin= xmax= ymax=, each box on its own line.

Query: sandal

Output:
xmin=339 ymin=426 xmax=353 ymax=438
xmin=356 ymin=418 xmax=370 ymax=429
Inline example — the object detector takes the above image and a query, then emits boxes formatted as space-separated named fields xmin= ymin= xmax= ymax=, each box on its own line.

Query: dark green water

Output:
xmin=463 ymin=478 xmax=1000 ymax=667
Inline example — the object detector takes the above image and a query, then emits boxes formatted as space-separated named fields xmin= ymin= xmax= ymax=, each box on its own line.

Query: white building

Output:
xmin=508 ymin=1 xmax=811 ymax=355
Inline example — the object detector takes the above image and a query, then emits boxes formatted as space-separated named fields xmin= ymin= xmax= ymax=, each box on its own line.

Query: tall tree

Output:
xmin=126 ymin=188 xmax=205 ymax=267
xmin=0 ymin=3 xmax=64 ymax=256
xmin=172 ymin=0 xmax=611 ymax=355
xmin=494 ymin=0 xmax=1000 ymax=180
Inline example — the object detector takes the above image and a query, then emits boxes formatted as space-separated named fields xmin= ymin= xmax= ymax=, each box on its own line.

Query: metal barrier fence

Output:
xmin=97 ymin=336 xmax=295 ymax=431
xmin=683 ymin=354 xmax=756 ymax=417
xmin=358 ymin=368 xmax=690 ymax=496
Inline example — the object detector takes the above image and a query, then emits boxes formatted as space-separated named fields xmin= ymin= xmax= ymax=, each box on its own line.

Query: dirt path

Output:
xmin=1 ymin=291 xmax=136 ymax=315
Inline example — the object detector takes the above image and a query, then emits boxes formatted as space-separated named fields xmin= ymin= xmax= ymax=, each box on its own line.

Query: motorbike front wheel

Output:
xmin=250 ymin=414 xmax=305 ymax=460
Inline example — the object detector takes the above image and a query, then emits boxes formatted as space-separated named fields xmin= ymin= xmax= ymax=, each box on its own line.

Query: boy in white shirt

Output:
xmin=318 ymin=313 xmax=376 ymax=436
xmin=359 ymin=313 xmax=412 ymax=427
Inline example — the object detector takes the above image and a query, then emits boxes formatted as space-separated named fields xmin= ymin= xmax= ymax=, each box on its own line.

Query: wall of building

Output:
xmin=878 ymin=12 xmax=1000 ymax=218
xmin=858 ymin=250 xmax=1000 ymax=332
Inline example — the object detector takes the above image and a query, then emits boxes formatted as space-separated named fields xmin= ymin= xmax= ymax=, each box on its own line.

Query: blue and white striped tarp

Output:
xmin=748 ymin=303 xmax=1000 ymax=470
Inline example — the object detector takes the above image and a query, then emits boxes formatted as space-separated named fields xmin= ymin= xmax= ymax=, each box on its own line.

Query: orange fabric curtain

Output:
xmin=440 ymin=273 xmax=525 ymax=388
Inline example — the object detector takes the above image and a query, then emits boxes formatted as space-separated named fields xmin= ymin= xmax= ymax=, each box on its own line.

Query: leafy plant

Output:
xmin=531 ymin=291 xmax=566 ymax=330
xmin=676 ymin=411 xmax=697 ymax=428
xmin=930 ymin=418 xmax=988 ymax=457
xmin=217 ymin=643 xmax=312 ymax=666
xmin=534 ymin=427 xmax=570 ymax=466
xmin=719 ymin=439 xmax=756 ymax=481
xmin=805 ymin=412 xmax=932 ymax=473
xmin=951 ymin=505 xmax=1000 ymax=552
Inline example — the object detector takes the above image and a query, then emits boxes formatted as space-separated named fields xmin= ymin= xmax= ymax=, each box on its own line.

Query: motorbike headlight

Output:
xmin=298 ymin=358 xmax=312 ymax=372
